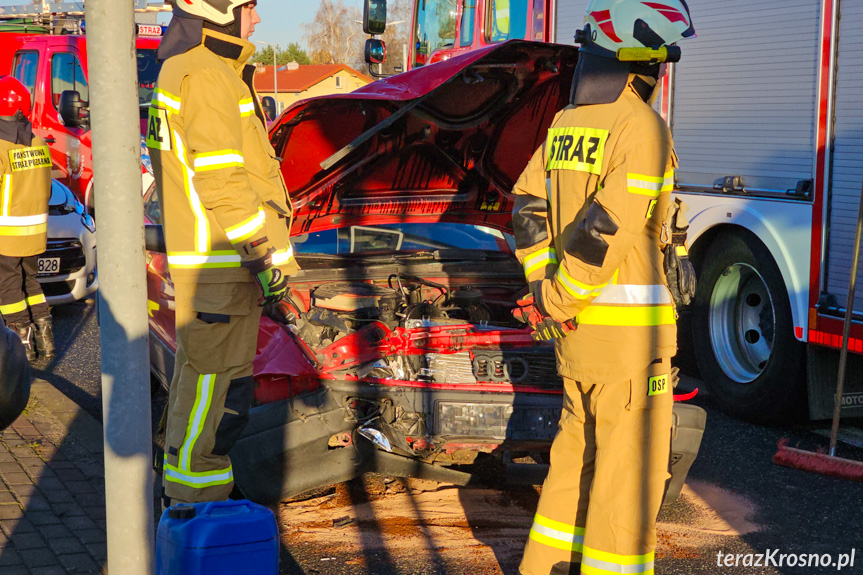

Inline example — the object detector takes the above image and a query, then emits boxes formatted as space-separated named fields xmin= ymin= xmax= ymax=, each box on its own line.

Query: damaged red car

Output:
xmin=145 ymin=41 xmax=706 ymax=504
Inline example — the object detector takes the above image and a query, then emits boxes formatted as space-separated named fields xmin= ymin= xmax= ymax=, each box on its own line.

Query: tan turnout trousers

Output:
xmin=520 ymin=358 xmax=673 ymax=575
xmin=163 ymin=281 xmax=262 ymax=502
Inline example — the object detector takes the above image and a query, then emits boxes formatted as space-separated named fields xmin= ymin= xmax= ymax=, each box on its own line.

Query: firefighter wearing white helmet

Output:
xmin=513 ymin=1 xmax=695 ymax=573
xmin=150 ymin=0 xmax=299 ymax=505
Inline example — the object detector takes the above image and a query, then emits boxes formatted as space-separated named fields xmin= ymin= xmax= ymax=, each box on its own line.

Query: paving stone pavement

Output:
xmin=0 ymin=380 xmax=110 ymax=574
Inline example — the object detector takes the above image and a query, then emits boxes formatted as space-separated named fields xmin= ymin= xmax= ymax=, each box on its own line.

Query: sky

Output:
xmin=0 ymin=0 xmax=363 ymax=51
xmin=252 ymin=0 xmax=365 ymax=49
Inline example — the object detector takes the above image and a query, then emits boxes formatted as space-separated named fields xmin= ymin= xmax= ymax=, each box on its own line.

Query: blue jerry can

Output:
xmin=156 ymin=499 xmax=279 ymax=575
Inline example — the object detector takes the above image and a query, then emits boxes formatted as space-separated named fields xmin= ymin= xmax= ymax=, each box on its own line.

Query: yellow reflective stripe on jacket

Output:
xmin=167 ymin=251 xmax=243 ymax=269
xmin=272 ymin=245 xmax=295 ymax=266
xmin=179 ymin=373 xmax=216 ymax=471
xmin=527 ymin=514 xmax=585 ymax=552
xmin=163 ymin=462 xmax=233 ymax=488
xmin=2 ymin=173 xmax=11 ymax=216
xmin=576 ymin=305 xmax=676 ymax=327
xmin=193 ymin=150 xmax=245 ymax=172
xmin=0 ymin=213 xmax=48 ymax=226
xmin=27 ymin=294 xmax=46 ymax=306
xmin=239 ymin=98 xmax=255 ymax=117
xmin=592 ymin=284 xmax=672 ymax=306
xmin=627 ymin=170 xmax=674 ymax=197
xmin=556 ymin=267 xmax=608 ymax=300
xmin=0 ymin=223 xmax=47 ymax=236
xmin=523 ymin=247 xmax=558 ymax=277
xmin=581 ymin=546 xmax=655 ymax=574
xmin=676 ymin=245 xmax=688 ymax=257
xmin=0 ymin=299 xmax=27 ymax=315
xmin=152 ymin=88 xmax=181 ymax=113
xmin=225 ymin=209 xmax=265 ymax=243
xmin=173 ymin=131 xmax=210 ymax=252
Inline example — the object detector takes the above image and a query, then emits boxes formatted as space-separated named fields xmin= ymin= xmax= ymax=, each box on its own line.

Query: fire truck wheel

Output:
xmin=692 ymin=230 xmax=805 ymax=423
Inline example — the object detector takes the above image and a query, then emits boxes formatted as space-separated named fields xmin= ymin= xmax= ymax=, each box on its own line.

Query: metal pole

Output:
xmin=829 ymin=178 xmax=863 ymax=457
xmin=273 ymin=46 xmax=278 ymax=115
xmin=86 ymin=0 xmax=154 ymax=573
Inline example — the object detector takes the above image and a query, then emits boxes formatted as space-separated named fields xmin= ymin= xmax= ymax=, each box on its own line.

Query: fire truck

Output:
xmin=361 ymin=0 xmax=863 ymax=423
xmin=0 ymin=1 xmax=170 ymax=212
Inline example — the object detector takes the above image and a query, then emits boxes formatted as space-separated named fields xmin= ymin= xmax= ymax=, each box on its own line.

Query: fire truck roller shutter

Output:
xmin=554 ymin=0 xmax=591 ymax=44
xmin=692 ymin=229 xmax=805 ymax=424
xmin=670 ymin=0 xmax=821 ymax=193
xmin=826 ymin=2 xmax=863 ymax=320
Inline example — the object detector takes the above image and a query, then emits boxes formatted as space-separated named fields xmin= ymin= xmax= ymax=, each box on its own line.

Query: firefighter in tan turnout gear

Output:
xmin=149 ymin=0 xmax=298 ymax=503
xmin=0 ymin=77 xmax=54 ymax=363
xmin=512 ymin=1 xmax=696 ymax=573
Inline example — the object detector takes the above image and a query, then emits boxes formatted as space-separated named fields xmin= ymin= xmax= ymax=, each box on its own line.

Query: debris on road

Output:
xmin=278 ymin=474 xmax=766 ymax=574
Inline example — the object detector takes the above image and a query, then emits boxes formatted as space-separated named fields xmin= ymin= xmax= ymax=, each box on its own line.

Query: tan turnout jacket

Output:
xmin=512 ymin=75 xmax=678 ymax=383
xmin=0 ymin=136 xmax=51 ymax=257
xmin=148 ymin=29 xmax=297 ymax=284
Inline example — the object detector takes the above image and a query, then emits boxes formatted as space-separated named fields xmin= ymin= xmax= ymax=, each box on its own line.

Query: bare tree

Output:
xmin=378 ymin=0 xmax=413 ymax=74
xmin=303 ymin=0 xmax=365 ymax=67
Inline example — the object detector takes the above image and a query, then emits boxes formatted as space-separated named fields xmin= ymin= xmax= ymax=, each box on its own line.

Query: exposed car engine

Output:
xmin=290 ymin=275 xmax=513 ymax=348
xmin=267 ymin=274 xmax=560 ymax=388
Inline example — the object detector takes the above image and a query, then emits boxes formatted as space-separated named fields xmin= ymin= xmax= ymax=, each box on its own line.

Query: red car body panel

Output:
xmin=269 ymin=41 xmax=576 ymax=237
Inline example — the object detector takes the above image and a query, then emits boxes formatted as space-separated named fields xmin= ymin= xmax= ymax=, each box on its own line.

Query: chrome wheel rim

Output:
xmin=709 ymin=263 xmax=775 ymax=383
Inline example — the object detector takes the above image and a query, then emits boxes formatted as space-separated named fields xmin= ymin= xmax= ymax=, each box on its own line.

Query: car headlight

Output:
xmin=81 ymin=213 xmax=96 ymax=234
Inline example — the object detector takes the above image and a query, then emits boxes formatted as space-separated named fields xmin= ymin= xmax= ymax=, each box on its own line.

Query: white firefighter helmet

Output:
xmin=174 ymin=0 xmax=256 ymax=26
xmin=582 ymin=0 xmax=695 ymax=55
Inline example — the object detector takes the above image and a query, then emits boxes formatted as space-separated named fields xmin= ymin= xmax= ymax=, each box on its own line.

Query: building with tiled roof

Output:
xmin=254 ymin=63 xmax=372 ymax=114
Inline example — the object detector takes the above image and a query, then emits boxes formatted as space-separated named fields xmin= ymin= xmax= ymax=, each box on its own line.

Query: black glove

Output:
xmin=662 ymin=198 xmax=697 ymax=307
xmin=664 ymin=244 xmax=697 ymax=306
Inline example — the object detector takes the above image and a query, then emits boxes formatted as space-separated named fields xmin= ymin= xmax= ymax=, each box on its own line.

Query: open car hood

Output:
xmin=270 ymin=41 xmax=578 ymax=235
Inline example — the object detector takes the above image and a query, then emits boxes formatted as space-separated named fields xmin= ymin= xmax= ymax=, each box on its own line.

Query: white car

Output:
xmin=40 ymin=180 xmax=98 ymax=305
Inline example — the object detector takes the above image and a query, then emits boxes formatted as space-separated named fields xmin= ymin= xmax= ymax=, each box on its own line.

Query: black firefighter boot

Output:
xmin=34 ymin=317 xmax=55 ymax=360
xmin=10 ymin=323 xmax=36 ymax=362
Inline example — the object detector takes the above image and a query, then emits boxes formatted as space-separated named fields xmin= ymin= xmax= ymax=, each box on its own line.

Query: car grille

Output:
xmin=41 ymin=280 xmax=75 ymax=297
xmin=42 ymin=239 xmax=86 ymax=276
xmin=472 ymin=349 xmax=562 ymax=386
xmin=422 ymin=349 xmax=563 ymax=387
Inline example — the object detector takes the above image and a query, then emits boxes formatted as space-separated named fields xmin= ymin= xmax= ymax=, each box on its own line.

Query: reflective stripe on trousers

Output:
xmin=528 ymin=514 xmax=585 ymax=552
xmin=0 ymin=294 xmax=46 ymax=315
xmin=164 ymin=373 xmax=234 ymax=490
xmin=580 ymin=546 xmax=655 ymax=574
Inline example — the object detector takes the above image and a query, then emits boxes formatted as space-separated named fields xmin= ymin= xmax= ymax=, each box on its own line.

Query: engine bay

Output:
xmin=266 ymin=272 xmax=561 ymax=388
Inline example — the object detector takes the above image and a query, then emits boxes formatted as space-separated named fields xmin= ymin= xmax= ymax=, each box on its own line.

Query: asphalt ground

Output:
xmin=40 ymin=301 xmax=863 ymax=574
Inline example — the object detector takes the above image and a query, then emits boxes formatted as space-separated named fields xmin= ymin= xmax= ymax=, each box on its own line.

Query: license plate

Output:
xmin=37 ymin=257 xmax=61 ymax=275
xmin=436 ymin=402 xmax=560 ymax=440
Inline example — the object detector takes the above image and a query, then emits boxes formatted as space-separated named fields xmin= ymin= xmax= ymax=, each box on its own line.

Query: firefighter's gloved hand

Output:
xmin=512 ymin=294 xmax=574 ymax=340
xmin=254 ymin=267 xmax=288 ymax=306
xmin=264 ymin=294 xmax=303 ymax=325
xmin=513 ymin=294 xmax=545 ymax=327
xmin=531 ymin=317 xmax=573 ymax=341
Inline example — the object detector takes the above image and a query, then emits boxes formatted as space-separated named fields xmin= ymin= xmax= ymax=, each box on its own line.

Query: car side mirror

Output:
xmin=145 ymin=223 xmax=166 ymax=253
xmin=363 ymin=0 xmax=387 ymax=35
xmin=365 ymin=39 xmax=387 ymax=65
xmin=59 ymin=90 xmax=89 ymax=130
xmin=261 ymin=96 xmax=277 ymax=122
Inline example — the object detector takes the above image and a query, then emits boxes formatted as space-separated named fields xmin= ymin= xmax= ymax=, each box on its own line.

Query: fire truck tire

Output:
xmin=692 ymin=230 xmax=805 ymax=423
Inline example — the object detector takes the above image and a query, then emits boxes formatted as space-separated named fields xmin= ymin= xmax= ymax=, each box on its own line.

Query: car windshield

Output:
xmin=293 ymin=223 xmax=515 ymax=255
xmin=137 ymin=48 xmax=162 ymax=105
